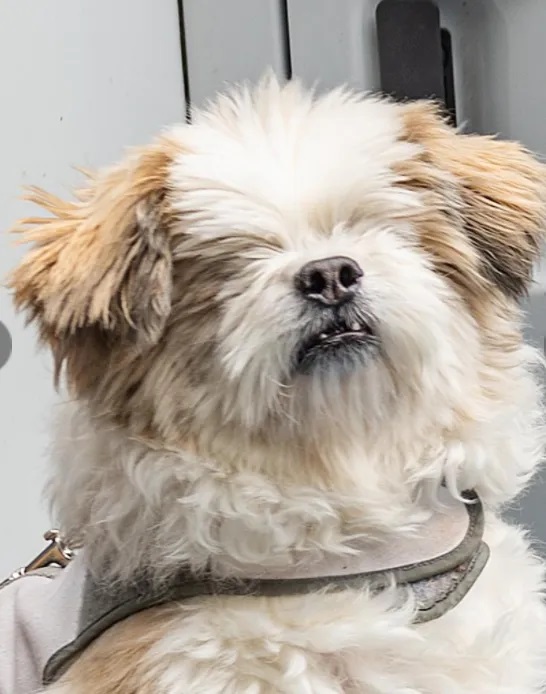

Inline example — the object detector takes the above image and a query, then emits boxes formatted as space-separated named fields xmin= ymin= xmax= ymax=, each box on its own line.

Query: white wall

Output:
xmin=0 ymin=0 xmax=185 ymax=577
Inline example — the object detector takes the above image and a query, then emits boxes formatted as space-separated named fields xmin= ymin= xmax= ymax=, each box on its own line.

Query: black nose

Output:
xmin=295 ymin=256 xmax=363 ymax=306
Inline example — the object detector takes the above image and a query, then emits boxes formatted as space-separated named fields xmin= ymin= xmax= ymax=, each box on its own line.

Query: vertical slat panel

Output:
xmin=182 ymin=0 xmax=289 ymax=108
xmin=287 ymin=0 xmax=381 ymax=92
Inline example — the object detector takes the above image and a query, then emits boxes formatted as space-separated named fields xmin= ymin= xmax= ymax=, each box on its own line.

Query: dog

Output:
xmin=4 ymin=76 xmax=546 ymax=693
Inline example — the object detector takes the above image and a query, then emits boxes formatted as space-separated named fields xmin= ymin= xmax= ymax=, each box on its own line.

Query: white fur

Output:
xmin=41 ymin=79 xmax=546 ymax=692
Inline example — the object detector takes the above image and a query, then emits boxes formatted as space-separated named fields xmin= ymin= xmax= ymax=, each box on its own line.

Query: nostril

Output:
xmin=339 ymin=263 xmax=361 ymax=289
xmin=308 ymin=270 xmax=326 ymax=295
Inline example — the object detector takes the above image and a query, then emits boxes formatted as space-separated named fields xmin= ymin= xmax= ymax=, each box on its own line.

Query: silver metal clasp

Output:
xmin=0 ymin=529 xmax=75 ymax=589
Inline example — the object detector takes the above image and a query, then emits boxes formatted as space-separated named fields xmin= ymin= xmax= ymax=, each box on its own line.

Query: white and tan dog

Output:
xmin=5 ymin=76 xmax=546 ymax=693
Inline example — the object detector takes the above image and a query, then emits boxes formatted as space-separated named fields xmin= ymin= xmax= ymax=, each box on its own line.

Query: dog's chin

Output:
xmin=294 ymin=317 xmax=380 ymax=376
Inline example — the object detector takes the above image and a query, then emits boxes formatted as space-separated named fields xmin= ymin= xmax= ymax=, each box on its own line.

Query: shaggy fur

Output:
xmin=8 ymin=76 xmax=546 ymax=692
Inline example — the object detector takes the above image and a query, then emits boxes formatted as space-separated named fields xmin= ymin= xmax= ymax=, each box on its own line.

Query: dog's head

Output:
xmin=10 ymin=78 xmax=546 ymax=494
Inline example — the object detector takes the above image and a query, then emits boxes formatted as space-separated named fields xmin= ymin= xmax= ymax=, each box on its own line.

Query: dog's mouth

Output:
xmin=295 ymin=317 xmax=379 ymax=373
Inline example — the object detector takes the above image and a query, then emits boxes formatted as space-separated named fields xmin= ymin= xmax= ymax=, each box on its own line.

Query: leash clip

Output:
xmin=0 ymin=529 xmax=75 ymax=589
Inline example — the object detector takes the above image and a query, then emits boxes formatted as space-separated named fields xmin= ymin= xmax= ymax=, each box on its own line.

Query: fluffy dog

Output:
xmin=8 ymin=76 xmax=546 ymax=693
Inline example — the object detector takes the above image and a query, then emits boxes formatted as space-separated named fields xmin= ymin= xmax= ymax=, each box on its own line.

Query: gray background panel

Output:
xmin=182 ymin=0 xmax=289 ymax=108
xmin=287 ymin=0 xmax=380 ymax=92
xmin=0 ymin=0 xmax=185 ymax=576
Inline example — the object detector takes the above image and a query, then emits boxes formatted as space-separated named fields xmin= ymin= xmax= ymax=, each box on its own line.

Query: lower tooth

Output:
xmin=351 ymin=322 xmax=360 ymax=331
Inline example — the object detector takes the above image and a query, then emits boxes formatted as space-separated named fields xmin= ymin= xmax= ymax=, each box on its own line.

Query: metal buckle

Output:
xmin=0 ymin=529 xmax=75 ymax=589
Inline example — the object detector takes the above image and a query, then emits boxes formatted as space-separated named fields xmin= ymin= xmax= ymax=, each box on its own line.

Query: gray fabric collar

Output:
xmin=43 ymin=491 xmax=488 ymax=685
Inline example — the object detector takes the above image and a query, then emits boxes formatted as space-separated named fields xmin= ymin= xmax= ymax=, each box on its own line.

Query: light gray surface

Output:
xmin=512 ymin=283 xmax=546 ymax=541
xmin=0 ymin=0 xmax=185 ymax=577
xmin=287 ymin=0 xmax=380 ymax=92
xmin=182 ymin=0 xmax=289 ymax=108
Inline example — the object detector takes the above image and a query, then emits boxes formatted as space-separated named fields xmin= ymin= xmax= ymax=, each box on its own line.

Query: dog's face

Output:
xmin=10 ymin=79 xmax=546 ymax=472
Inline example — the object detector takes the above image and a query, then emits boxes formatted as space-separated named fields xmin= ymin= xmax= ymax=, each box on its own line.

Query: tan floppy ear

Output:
xmin=400 ymin=102 xmax=546 ymax=298
xmin=9 ymin=135 xmax=181 ymax=357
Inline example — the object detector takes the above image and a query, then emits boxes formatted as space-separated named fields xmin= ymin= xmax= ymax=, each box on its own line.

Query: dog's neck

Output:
xmin=47 ymin=396 xmax=539 ymax=586
xmin=47 ymin=405 xmax=435 ymax=583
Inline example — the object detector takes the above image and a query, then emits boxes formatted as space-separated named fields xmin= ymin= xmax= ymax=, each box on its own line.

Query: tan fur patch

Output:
xmin=55 ymin=607 xmax=175 ymax=694
xmin=9 ymin=136 xmax=180 ymax=395
xmin=8 ymin=135 xmax=183 ymax=386
xmin=399 ymin=101 xmax=546 ymax=299
xmin=394 ymin=101 xmax=545 ymax=439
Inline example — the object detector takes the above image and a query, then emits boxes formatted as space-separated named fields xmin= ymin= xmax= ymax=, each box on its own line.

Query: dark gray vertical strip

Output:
xmin=376 ymin=0 xmax=445 ymax=103
xmin=176 ymin=0 xmax=192 ymax=121
xmin=279 ymin=0 xmax=293 ymax=80
xmin=0 ymin=322 xmax=12 ymax=370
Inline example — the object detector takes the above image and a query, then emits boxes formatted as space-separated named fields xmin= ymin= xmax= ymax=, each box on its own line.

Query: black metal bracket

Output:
xmin=376 ymin=0 xmax=456 ymax=124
